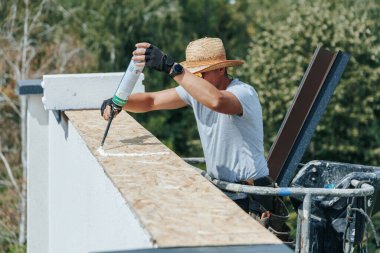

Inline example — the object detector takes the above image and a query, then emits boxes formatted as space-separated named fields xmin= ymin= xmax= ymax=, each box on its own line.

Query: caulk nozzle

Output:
xmin=100 ymin=110 xmax=115 ymax=147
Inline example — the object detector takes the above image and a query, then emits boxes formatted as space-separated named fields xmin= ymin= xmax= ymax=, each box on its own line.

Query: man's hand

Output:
xmin=132 ymin=43 xmax=175 ymax=74
xmin=101 ymin=98 xmax=122 ymax=120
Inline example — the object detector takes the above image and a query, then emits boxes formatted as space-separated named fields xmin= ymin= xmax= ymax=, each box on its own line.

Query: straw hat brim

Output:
xmin=180 ymin=59 xmax=244 ymax=74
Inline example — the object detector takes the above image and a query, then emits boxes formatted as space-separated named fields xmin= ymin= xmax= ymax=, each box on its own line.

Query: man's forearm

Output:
xmin=174 ymin=69 xmax=223 ymax=110
xmin=123 ymin=93 xmax=154 ymax=113
xmin=122 ymin=88 xmax=186 ymax=112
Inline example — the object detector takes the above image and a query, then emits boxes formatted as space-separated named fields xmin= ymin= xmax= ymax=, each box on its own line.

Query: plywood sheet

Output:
xmin=65 ymin=110 xmax=290 ymax=250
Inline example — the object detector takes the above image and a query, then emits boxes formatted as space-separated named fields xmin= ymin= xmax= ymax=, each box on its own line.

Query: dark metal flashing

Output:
xmin=94 ymin=244 xmax=290 ymax=253
xmin=278 ymin=52 xmax=350 ymax=186
xmin=53 ymin=110 xmax=62 ymax=123
xmin=267 ymin=46 xmax=336 ymax=182
xmin=17 ymin=79 xmax=62 ymax=122
xmin=17 ymin=79 xmax=43 ymax=95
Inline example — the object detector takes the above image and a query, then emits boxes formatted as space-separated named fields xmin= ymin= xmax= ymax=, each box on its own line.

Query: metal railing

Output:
xmin=201 ymin=172 xmax=375 ymax=253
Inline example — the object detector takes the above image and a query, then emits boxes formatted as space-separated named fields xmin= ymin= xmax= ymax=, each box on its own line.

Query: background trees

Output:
xmin=240 ymin=0 xmax=380 ymax=165
xmin=0 ymin=0 xmax=91 ymax=251
xmin=0 ymin=0 xmax=379 ymax=252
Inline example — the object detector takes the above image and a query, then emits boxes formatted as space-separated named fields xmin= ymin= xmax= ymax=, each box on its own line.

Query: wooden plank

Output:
xmin=65 ymin=110 xmax=291 ymax=251
xmin=267 ymin=47 xmax=336 ymax=182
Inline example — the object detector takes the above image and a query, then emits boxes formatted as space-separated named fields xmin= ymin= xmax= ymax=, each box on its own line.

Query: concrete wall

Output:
xmin=47 ymin=111 xmax=152 ymax=253
xmin=27 ymin=73 xmax=152 ymax=253
xmin=27 ymin=95 xmax=49 ymax=253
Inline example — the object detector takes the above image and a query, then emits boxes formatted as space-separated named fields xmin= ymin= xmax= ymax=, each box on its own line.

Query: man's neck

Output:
xmin=217 ymin=76 xmax=233 ymax=90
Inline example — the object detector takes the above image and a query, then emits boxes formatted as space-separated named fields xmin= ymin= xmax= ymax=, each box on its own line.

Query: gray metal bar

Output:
xmin=295 ymin=208 xmax=303 ymax=253
xmin=204 ymin=173 xmax=375 ymax=197
xmin=300 ymin=194 xmax=311 ymax=253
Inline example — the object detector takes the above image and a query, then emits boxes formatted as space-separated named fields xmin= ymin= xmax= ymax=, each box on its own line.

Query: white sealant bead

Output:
xmin=97 ymin=146 xmax=169 ymax=157
xmin=41 ymin=80 xmax=45 ymax=88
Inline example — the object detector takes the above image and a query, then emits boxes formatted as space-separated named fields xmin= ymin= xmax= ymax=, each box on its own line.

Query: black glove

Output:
xmin=101 ymin=98 xmax=122 ymax=117
xmin=144 ymin=45 xmax=175 ymax=74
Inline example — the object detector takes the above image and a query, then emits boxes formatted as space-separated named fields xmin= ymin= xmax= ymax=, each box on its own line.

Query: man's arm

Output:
xmin=173 ymin=69 xmax=242 ymax=115
xmin=102 ymin=88 xmax=186 ymax=120
xmin=124 ymin=88 xmax=186 ymax=112
xmin=133 ymin=42 xmax=243 ymax=115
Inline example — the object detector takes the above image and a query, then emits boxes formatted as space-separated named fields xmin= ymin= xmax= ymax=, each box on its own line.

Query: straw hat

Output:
xmin=180 ymin=37 xmax=244 ymax=74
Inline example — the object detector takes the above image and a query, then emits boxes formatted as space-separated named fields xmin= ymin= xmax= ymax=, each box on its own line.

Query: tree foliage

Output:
xmin=0 ymin=0 xmax=93 ymax=81
xmin=0 ymin=0 xmax=92 ymax=250
xmin=240 ymin=0 xmax=380 ymax=165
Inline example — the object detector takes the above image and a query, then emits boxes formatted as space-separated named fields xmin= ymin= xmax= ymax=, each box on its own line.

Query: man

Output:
xmin=101 ymin=37 xmax=272 ymax=213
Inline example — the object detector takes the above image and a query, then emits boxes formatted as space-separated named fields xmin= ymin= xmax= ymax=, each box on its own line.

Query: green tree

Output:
xmin=0 ymin=0 xmax=90 ymax=250
xmin=241 ymin=0 xmax=380 ymax=166
xmin=241 ymin=1 xmax=380 ymax=249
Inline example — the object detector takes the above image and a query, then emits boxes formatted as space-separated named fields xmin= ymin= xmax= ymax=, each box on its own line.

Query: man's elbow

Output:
xmin=209 ymin=95 xmax=224 ymax=112
xmin=208 ymin=96 xmax=243 ymax=115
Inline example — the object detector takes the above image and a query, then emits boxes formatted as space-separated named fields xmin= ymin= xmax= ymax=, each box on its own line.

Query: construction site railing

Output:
xmin=202 ymin=172 xmax=375 ymax=253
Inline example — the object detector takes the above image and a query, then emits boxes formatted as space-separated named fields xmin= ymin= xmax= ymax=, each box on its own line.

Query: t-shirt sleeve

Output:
xmin=227 ymin=84 xmax=259 ymax=119
xmin=175 ymin=86 xmax=192 ymax=107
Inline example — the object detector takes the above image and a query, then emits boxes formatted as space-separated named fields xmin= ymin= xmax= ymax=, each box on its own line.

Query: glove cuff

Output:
xmin=111 ymin=103 xmax=122 ymax=112
xmin=164 ymin=55 xmax=175 ymax=74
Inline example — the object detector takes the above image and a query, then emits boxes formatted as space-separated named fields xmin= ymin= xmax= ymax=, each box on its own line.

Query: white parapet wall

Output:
xmin=26 ymin=73 xmax=149 ymax=253
xmin=27 ymin=94 xmax=49 ymax=253
xmin=47 ymin=111 xmax=152 ymax=252
xmin=28 ymin=100 xmax=152 ymax=253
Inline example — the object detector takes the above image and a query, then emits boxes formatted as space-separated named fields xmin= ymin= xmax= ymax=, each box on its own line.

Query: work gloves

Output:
xmin=101 ymin=98 xmax=122 ymax=117
xmin=144 ymin=45 xmax=175 ymax=74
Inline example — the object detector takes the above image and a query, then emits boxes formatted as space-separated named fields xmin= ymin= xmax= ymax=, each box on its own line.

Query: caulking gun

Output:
xmin=100 ymin=60 xmax=144 ymax=147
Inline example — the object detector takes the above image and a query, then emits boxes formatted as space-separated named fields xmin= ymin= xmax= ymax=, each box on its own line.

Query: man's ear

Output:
xmin=219 ymin=68 xmax=226 ymax=76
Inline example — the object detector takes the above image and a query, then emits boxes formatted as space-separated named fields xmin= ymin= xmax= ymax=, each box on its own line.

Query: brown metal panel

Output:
xmin=267 ymin=47 xmax=336 ymax=181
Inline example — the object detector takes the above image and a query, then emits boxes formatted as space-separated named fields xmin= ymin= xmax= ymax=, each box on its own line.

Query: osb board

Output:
xmin=65 ymin=110 xmax=288 ymax=249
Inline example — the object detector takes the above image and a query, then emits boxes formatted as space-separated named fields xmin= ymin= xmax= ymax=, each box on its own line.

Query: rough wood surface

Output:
xmin=65 ymin=110 xmax=289 ymax=250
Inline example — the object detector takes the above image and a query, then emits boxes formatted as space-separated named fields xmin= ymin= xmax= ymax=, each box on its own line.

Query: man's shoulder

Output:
xmin=227 ymin=79 xmax=258 ymax=96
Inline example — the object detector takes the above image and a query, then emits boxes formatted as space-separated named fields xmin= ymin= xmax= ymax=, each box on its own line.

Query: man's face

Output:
xmin=201 ymin=68 xmax=225 ymax=87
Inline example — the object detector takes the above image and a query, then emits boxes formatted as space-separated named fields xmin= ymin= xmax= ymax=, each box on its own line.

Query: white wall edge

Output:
xmin=47 ymin=111 xmax=153 ymax=253
xmin=42 ymin=72 xmax=145 ymax=110
xmin=27 ymin=95 xmax=49 ymax=253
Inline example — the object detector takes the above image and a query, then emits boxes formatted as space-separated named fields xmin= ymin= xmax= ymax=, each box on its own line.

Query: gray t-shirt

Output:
xmin=176 ymin=79 xmax=269 ymax=185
